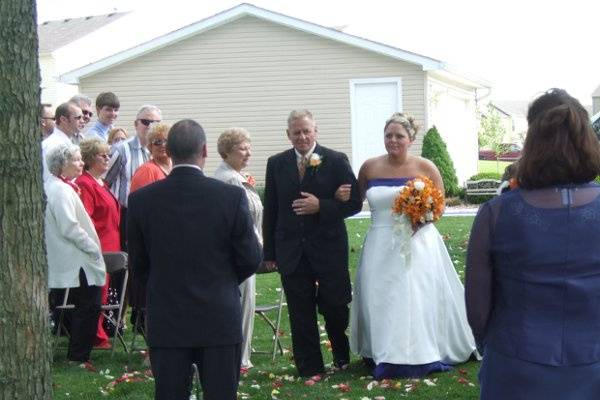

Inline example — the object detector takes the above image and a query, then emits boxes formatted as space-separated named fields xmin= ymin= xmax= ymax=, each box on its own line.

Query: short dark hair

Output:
xmin=167 ymin=119 xmax=206 ymax=164
xmin=517 ymin=88 xmax=600 ymax=189
xmin=95 ymin=92 xmax=120 ymax=110
xmin=54 ymin=102 xmax=74 ymax=125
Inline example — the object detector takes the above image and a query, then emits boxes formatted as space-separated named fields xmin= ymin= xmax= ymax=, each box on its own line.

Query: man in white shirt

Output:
xmin=42 ymin=102 xmax=83 ymax=181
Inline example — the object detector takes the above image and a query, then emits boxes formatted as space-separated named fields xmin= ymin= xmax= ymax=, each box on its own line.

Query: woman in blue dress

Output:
xmin=466 ymin=88 xmax=600 ymax=399
xmin=348 ymin=113 xmax=476 ymax=379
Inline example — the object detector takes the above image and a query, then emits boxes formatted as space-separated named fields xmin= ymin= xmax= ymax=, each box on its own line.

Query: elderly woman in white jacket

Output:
xmin=45 ymin=143 xmax=106 ymax=364
xmin=214 ymin=128 xmax=263 ymax=370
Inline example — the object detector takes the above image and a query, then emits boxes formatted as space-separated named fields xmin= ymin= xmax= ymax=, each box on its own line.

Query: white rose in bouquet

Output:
xmin=414 ymin=180 xmax=425 ymax=191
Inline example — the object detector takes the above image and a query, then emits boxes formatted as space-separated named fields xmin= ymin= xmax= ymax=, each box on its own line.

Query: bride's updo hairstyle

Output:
xmin=516 ymin=88 xmax=600 ymax=189
xmin=384 ymin=112 xmax=419 ymax=140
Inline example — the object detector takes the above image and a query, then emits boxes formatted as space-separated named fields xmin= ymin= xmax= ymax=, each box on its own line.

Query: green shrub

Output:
xmin=421 ymin=126 xmax=460 ymax=197
xmin=468 ymin=172 xmax=502 ymax=181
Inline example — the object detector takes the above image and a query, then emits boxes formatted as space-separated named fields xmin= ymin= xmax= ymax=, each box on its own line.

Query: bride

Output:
xmin=347 ymin=112 xmax=476 ymax=379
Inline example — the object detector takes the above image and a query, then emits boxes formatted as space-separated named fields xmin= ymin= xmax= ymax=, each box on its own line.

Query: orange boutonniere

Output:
xmin=392 ymin=176 xmax=444 ymax=230
xmin=245 ymin=174 xmax=256 ymax=187
xmin=308 ymin=153 xmax=322 ymax=169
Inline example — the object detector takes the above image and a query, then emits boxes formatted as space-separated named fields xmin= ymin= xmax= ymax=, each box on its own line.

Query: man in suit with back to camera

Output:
xmin=127 ymin=119 xmax=262 ymax=400
xmin=262 ymin=109 xmax=363 ymax=377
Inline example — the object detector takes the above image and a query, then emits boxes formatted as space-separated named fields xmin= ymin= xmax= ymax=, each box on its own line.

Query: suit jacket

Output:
xmin=262 ymin=144 xmax=362 ymax=278
xmin=127 ymin=166 xmax=262 ymax=347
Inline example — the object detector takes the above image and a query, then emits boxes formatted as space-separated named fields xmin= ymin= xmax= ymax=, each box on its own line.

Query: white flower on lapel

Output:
xmin=308 ymin=153 xmax=322 ymax=168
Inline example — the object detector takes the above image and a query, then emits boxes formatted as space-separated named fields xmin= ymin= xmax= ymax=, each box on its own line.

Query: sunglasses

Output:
xmin=82 ymin=110 xmax=94 ymax=118
xmin=151 ymin=139 xmax=167 ymax=146
xmin=139 ymin=119 xmax=161 ymax=127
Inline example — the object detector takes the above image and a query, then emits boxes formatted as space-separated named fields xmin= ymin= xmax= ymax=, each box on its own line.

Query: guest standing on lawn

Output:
xmin=214 ymin=127 xmax=263 ymax=371
xmin=262 ymin=109 xmax=362 ymax=377
xmin=466 ymin=88 xmax=600 ymax=399
xmin=76 ymin=138 xmax=121 ymax=349
xmin=45 ymin=143 xmax=105 ymax=364
xmin=128 ymin=119 xmax=261 ymax=399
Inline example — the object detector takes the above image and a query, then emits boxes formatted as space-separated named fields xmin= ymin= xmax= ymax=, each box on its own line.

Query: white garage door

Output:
xmin=350 ymin=78 xmax=403 ymax=174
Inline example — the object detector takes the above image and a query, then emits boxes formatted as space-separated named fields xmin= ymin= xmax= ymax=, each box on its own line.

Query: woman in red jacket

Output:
xmin=76 ymin=138 xmax=121 ymax=349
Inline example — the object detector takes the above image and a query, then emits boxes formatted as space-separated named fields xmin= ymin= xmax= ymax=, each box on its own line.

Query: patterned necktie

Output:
xmin=298 ymin=156 xmax=307 ymax=180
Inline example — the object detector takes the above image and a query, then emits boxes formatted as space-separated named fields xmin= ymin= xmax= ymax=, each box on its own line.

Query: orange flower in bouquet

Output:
xmin=392 ymin=176 xmax=444 ymax=230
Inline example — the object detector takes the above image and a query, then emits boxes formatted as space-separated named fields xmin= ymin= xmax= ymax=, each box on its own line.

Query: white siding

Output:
xmin=427 ymin=77 xmax=478 ymax=184
xmin=80 ymin=16 xmax=426 ymax=184
xmin=40 ymin=54 xmax=79 ymax=106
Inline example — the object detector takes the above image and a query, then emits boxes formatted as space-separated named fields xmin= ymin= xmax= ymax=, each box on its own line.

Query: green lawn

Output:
xmin=52 ymin=216 xmax=478 ymax=399
xmin=477 ymin=160 xmax=511 ymax=174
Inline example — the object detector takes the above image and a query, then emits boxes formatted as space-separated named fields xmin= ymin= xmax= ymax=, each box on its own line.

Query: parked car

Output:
xmin=478 ymin=143 xmax=522 ymax=161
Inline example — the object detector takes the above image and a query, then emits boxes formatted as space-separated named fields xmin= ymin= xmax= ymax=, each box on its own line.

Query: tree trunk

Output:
xmin=0 ymin=0 xmax=53 ymax=399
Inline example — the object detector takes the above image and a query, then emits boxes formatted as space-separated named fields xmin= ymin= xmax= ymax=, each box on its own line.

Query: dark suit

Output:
xmin=263 ymin=144 xmax=362 ymax=376
xmin=127 ymin=166 xmax=261 ymax=400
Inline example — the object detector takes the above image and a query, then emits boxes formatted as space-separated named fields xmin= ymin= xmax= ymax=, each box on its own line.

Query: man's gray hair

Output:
xmin=136 ymin=105 xmax=162 ymax=119
xmin=46 ymin=143 xmax=80 ymax=176
xmin=69 ymin=94 xmax=92 ymax=107
xmin=287 ymin=109 xmax=315 ymax=128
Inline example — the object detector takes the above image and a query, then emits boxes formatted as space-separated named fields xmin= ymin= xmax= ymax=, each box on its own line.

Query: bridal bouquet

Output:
xmin=392 ymin=176 xmax=444 ymax=231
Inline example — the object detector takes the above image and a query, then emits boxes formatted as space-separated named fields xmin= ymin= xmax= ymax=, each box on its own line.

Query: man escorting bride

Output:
xmin=348 ymin=112 xmax=476 ymax=379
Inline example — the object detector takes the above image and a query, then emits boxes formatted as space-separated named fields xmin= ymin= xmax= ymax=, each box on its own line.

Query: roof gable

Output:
xmin=38 ymin=12 xmax=129 ymax=54
xmin=61 ymin=3 xmax=444 ymax=83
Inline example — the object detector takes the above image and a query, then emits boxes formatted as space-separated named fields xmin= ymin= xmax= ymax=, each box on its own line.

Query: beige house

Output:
xmin=61 ymin=4 xmax=489 ymax=184
xmin=489 ymin=101 xmax=528 ymax=145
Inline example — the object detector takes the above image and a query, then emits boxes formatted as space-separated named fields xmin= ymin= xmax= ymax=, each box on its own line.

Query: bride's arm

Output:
xmin=334 ymin=159 xmax=370 ymax=202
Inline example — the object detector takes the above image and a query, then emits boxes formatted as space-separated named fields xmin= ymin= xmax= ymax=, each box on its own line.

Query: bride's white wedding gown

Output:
xmin=350 ymin=180 xmax=476 ymax=372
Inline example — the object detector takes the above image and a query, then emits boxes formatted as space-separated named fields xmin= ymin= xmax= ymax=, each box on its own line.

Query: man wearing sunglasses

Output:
xmin=69 ymin=94 xmax=93 ymax=144
xmin=105 ymin=104 xmax=162 ymax=250
xmin=86 ymin=92 xmax=120 ymax=142
xmin=41 ymin=102 xmax=84 ymax=181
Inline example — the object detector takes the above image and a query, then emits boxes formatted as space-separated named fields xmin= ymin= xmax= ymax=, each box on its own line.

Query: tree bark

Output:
xmin=0 ymin=0 xmax=53 ymax=399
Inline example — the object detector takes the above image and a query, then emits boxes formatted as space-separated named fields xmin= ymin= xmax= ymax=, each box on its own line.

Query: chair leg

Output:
xmin=271 ymin=291 xmax=285 ymax=362
xmin=191 ymin=363 xmax=202 ymax=399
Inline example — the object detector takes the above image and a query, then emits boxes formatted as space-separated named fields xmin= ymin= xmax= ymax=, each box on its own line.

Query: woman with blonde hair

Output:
xmin=76 ymin=138 xmax=121 ymax=349
xmin=130 ymin=123 xmax=172 ymax=192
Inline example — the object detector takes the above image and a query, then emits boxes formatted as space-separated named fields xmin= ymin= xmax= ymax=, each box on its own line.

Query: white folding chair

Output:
xmin=54 ymin=251 xmax=129 ymax=356
xmin=253 ymin=264 xmax=285 ymax=361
